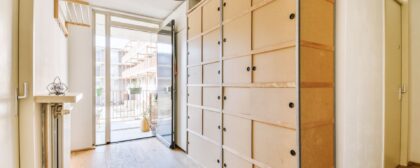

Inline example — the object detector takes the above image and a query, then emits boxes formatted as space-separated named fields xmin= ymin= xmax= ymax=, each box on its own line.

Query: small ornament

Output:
xmin=47 ymin=76 xmax=68 ymax=96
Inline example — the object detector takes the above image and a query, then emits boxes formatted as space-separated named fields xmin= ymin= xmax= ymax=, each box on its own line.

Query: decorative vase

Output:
xmin=141 ymin=118 xmax=150 ymax=132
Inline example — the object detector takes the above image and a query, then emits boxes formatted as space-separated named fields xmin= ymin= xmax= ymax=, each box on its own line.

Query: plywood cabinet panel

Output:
xmin=188 ymin=8 xmax=202 ymax=38
xmin=252 ymin=0 xmax=296 ymax=50
xmin=223 ymin=88 xmax=251 ymax=115
xmin=188 ymin=133 xmax=221 ymax=168
xmin=300 ymin=124 xmax=334 ymax=168
xmin=188 ymin=86 xmax=201 ymax=106
xmin=223 ymin=14 xmax=251 ymax=57
xmin=249 ymin=88 xmax=296 ymax=127
xmin=224 ymin=150 xmax=253 ymax=168
xmin=223 ymin=0 xmax=251 ymax=21
xmin=203 ymin=62 xmax=220 ymax=84
xmin=188 ymin=107 xmax=203 ymax=134
xmin=253 ymin=122 xmax=297 ymax=168
xmin=300 ymin=46 xmax=334 ymax=83
xmin=253 ymin=47 xmax=296 ymax=83
xmin=203 ymin=87 xmax=221 ymax=108
xmin=300 ymin=0 xmax=334 ymax=46
xmin=203 ymin=110 xmax=221 ymax=142
xmin=188 ymin=38 xmax=202 ymax=65
xmin=188 ymin=66 xmax=202 ymax=84
xmin=223 ymin=115 xmax=252 ymax=157
xmin=224 ymin=88 xmax=296 ymax=127
xmin=223 ymin=56 xmax=252 ymax=84
xmin=203 ymin=30 xmax=220 ymax=62
xmin=202 ymin=0 xmax=220 ymax=31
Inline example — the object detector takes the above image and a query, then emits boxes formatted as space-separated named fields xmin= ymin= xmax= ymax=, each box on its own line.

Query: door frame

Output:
xmin=91 ymin=9 xmax=161 ymax=145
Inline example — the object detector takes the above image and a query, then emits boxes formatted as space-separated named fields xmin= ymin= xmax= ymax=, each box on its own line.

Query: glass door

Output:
xmin=155 ymin=20 xmax=176 ymax=148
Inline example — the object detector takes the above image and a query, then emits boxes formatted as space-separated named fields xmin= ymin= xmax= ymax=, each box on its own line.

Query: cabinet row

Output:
xmin=188 ymin=0 xmax=297 ymax=52
xmin=188 ymin=48 xmax=296 ymax=84
xmin=188 ymin=87 xmax=296 ymax=128
xmin=188 ymin=114 xmax=297 ymax=168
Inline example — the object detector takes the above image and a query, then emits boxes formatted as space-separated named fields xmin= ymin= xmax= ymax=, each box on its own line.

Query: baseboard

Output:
xmin=398 ymin=161 xmax=420 ymax=168
xmin=408 ymin=162 xmax=420 ymax=166
xmin=71 ymin=146 xmax=96 ymax=153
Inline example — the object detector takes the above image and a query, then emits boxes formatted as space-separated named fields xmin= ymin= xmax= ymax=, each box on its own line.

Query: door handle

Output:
xmin=18 ymin=82 xmax=28 ymax=100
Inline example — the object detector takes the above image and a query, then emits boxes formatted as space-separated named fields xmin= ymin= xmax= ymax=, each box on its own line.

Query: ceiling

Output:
xmin=89 ymin=0 xmax=183 ymax=20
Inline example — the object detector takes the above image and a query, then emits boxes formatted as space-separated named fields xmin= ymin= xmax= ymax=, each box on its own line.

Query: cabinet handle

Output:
xmin=290 ymin=149 xmax=296 ymax=156
xmin=217 ymin=159 xmax=220 ymax=163
xmin=217 ymin=7 xmax=220 ymax=11
xmin=246 ymin=67 xmax=251 ymax=71
xmin=218 ymin=70 xmax=221 ymax=74
xmin=218 ymin=125 xmax=221 ymax=129
xmin=217 ymin=96 xmax=221 ymax=100
xmin=289 ymin=13 xmax=296 ymax=20
xmin=223 ymin=96 xmax=227 ymax=100
xmin=218 ymin=41 xmax=221 ymax=45
xmin=289 ymin=102 xmax=295 ymax=108
xmin=223 ymin=2 xmax=226 ymax=6
xmin=223 ymin=127 xmax=226 ymax=132
xmin=223 ymin=38 xmax=227 ymax=42
xmin=224 ymin=163 xmax=227 ymax=167
xmin=252 ymin=66 xmax=257 ymax=71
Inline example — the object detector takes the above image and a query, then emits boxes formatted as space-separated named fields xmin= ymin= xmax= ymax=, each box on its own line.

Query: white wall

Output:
xmin=161 ymin=2 xmax=188 ymax=150
xmin=0 ymin=0 xmax=19 ymax=167
xmin=68 ymin=26 xmax=94 ymax=150
xmin=19 ymin=0 xmax=69 ymax=166
xmin=336 ymin=0 xmax=385 ymax=167
xmin=409 ymin=0 xmax=420 ymax=163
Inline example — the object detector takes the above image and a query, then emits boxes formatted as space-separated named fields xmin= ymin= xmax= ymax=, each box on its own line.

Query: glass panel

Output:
xmin=109 ymin=26 xmax=157 ymax=142
xmin=95 ymin=13 xmax=106 ymax=145
xmin=155 ymin=20 xmax=175 ymax=147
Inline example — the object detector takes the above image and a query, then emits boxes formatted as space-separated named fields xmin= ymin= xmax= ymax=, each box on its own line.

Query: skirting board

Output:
xmin=71 ymin=146 xmax=96 ymax=153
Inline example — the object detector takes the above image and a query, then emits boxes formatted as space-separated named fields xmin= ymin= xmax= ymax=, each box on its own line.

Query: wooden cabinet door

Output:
xmin=224 ymin=150 xmax=253 ymax=168
xmin=223 ymin=0 xmax=251 ymax=21
xmin=202 ymin=0 xmax=220 ymax=32
xmin=223 ymin=115 xmax=251 ymax=157
xmin=203 ymin=87 xmax=221 ymax=109
xmin=203 ymin=110 xmax=221 ymax=142
xmin=223 ymin=88 xmax=251 ymax=115
xmin=249 ymin=88 xmax=296 ymax=128
xmin=188 ymin=107 xmax=202 ymax=134
xmin=252 ymin=0 xmax=296 ymax=50
xmin=188 ymin=38 xmax=202 ymax=65
xmin=223 ymin=14 xmax=251 ymax=57
xmin=253 ymin=47 xmax=296 ymax=83
xmin=188 ymin=66 xmax=202 ymax=84
xmin=187 ymin=86 xmax=201 ymax=106
xmin=203 ymin=62 xmax=220 ymax=84
xmin=188 ymin=133 xmax=221 ymax=168
xmin=203 ymin=30 xmax=220 ymax=62
xmin=223 ymin=56 xmax=251 ymax=84
xmin=188 ymin=8 xmax=202 ymax=38
xmin=253 ymin=122 xmax=297 ymax=168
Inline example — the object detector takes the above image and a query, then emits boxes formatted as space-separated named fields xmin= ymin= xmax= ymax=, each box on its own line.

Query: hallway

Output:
xmin=71 ymin=138 xmax=199 ymax=168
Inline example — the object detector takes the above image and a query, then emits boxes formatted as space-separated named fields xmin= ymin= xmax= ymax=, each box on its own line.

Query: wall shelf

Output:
xmin=55 ymin=0 xmax=92 ymax=36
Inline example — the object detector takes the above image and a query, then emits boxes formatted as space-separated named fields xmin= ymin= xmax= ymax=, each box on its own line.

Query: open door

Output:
xmin=155 ymin=20 xmax=176 ymax=148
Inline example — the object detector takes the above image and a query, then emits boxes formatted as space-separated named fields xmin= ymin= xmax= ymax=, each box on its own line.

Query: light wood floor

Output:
xmin=71 ymin=138 xmax=200 ymax=168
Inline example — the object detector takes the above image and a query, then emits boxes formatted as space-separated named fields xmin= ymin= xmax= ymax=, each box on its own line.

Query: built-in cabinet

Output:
xmin=186 ymin=0 xmax=334 ymax=167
